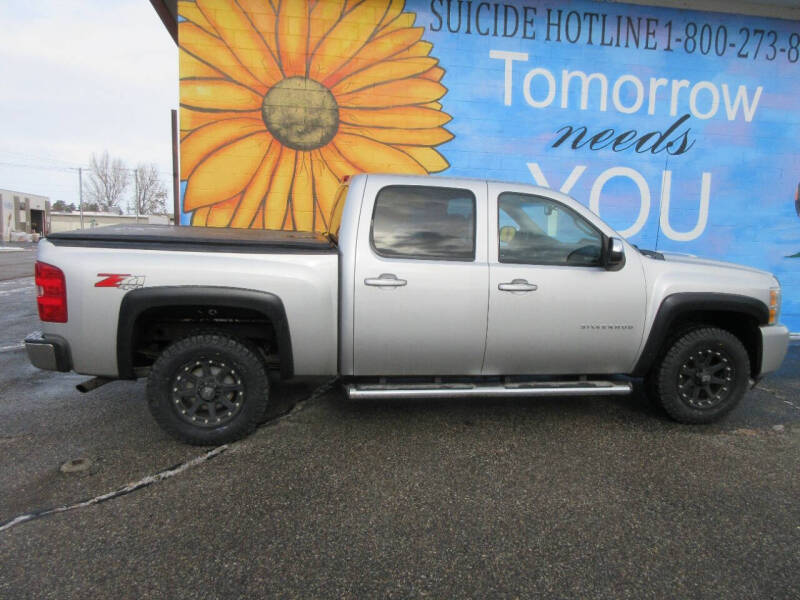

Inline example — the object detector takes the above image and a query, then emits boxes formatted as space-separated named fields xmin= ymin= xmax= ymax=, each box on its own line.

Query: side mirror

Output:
xmin=605 ymin=237 xmax=625 ymax=271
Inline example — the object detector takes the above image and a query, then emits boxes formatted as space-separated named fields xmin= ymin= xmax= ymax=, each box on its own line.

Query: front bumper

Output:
xmin=759 ymin=324 xmax=789 ymax=377
xmin=24 ymin=331 xmax=72 ymax=372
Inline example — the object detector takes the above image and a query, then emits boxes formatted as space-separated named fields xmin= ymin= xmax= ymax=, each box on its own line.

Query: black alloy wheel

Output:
xmin=171 ymin=358 xmax=245 ymax=428
xmin=654 ymin=327 xmax=750 ymax=424
xmin=147 ymin=333 xmax=270 ymax=445
xmin=676 ymin=347 xmax=735 ymax=409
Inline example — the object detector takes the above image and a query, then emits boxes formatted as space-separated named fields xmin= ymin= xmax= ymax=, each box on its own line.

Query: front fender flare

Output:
xmin=632 ymin=292 xmax=768 ymax=377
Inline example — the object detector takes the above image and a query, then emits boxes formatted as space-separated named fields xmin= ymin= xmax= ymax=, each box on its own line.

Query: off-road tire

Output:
xmin=147 ymin=333 xmax=270 ymax=445
xmin=654 ymin=327 xmax=750 ymax=424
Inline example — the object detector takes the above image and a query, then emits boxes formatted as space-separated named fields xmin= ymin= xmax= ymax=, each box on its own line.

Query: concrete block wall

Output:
xmin=177 ymin=0 xmax=800 ymax=330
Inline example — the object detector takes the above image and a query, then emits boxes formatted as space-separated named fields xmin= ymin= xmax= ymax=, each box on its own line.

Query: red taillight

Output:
xmin=35 ymin=261 xmax=67 ymax=323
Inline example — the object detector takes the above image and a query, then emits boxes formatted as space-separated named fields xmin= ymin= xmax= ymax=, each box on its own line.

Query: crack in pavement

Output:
xmin=264 ymin=377 xmax=340 ymax=426
xmin=0 ymin=343 xmax=25 ymax=353
xmin=0 ymin=377 xmax=339 ymax=533
xmin=757 ymin=384 xmax=800 ymax=412
xmin=0 ymin=445 xmax=229 ymax=533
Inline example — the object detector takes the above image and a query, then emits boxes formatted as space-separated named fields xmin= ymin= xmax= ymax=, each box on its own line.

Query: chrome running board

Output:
xmin=345 ymin=380 xmax=632 ymax=400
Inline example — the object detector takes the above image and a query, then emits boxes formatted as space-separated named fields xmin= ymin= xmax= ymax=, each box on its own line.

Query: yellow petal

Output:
xmin=180 ymin=48 xmax=224 ymax=79
xmin=308 ymin=0 xmax=346 ymax=54
xmin=181 ymin=79 xmax=264 ymax=111
xmin=339 ymin=106 xmax=451 ymax=129
xmin=377 ymin=0 xmax=405 ymax=30
xmin=396 ymin=145 xmax=450 ymax=173
xmin=251 ymin=204 xmax=265 ymax=229
xmin=276 ymin=0 xmax=309 ymax=77
xmin=310 ymin=150 xmax=340 ymax=230
xmin=323 ymin=27 xmax=423 ymax=87
xmin=180 ymin=107 xmax=262 ymax=132
xmin=333 ymin=133 xmax=426 ymax=174
xmin=178 ymin=0 xmax=216 ymax=36
xmin=332 ymin=57 xmax=437 ymax=95
xmin=309 ymin=2 xmax=384 ymax=82
xmin=237 ymin=0 xmax=279 ymax=61
xmin=391 ymin=40 xmax=433 ymax=60
xmin=196 ymin=0 xmax=283 ymax=86
xmin=290 ymin=153 xmax=314 ymax=231
xmin=230 ymin=141 xmax=282 ymax=228
xmin=207 ymin=194 xmax=242 ymax=227
xmin=421 ymin=66 xmax=445 ymax=82
xmin=181 ymin=119 xmax=266 ymax=179
xmin=264 ymin=150 xmax=297 ymax=229
xmin=377 ymin=11 xmax=415 ymax=35
xmin=339 ymin=125 xmax=453 ymax=146
xmin=179 ymin=22 xmax=267 ymax=93
xmin=319 ymin=143 xmax=359 ymax=180
xmin=314 ymin=202 xmax=327 ymax=232
xmin=337 ymin=79 xmax=446 ymax=108
xmin=191 ymin=207 xmax=211 ymax=225
xmin=184 ymin=132 xmax=271 ymax=210
xmin=422 ymin=101 xmax=442 ymax=110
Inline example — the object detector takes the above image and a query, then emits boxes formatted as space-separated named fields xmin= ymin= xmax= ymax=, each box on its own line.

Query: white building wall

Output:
xmin=0 ymin=188 xmax=50 ymax=239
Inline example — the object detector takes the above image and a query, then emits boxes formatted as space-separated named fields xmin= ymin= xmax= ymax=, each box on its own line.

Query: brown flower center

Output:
xmin=261 ymin=77 xmax=339 ymax=151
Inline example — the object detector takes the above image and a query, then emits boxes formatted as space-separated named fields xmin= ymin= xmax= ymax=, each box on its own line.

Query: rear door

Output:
xmin=352 ymin=178 xmax=488 ymax=376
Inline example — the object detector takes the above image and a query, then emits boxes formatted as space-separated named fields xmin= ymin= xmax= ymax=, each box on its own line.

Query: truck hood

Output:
xmin=659 ymin=252 xmax=772 ymax=278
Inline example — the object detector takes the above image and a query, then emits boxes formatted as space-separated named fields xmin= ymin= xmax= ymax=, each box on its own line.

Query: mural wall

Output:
xmin=178 ymin=0 xmax=800 ymax=331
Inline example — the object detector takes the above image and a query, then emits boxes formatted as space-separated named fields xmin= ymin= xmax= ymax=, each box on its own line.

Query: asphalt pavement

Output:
xmin=0 ymin=245 xmax=798 ymax=599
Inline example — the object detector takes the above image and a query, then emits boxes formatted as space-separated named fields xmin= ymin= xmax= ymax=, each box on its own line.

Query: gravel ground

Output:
xmin=0 ymin=248 xmax=798 ymax=599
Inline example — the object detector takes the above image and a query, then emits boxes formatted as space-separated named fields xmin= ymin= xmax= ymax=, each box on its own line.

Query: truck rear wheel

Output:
xmin=147 ymin=333 xmax=270 ymax=445
xmin=653 ymin=327 xmax=750 ymax=424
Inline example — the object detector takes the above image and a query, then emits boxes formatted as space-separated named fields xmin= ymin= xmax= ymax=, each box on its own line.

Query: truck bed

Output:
xmin=46 ymin=225 xmax=337 ymax=254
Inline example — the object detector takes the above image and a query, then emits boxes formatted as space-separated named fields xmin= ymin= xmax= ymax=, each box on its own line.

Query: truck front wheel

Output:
xmin=147 ymin=333 xmax=270 ymax=445
xmin=653 ymin=327 xmax=750 ymax=424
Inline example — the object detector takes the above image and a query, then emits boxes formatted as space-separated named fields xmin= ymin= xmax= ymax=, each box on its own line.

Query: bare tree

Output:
xmin=86 ymin=152 xmax=129 ymax=212
xmin=132 ymin=163 xmax=168 ymax=216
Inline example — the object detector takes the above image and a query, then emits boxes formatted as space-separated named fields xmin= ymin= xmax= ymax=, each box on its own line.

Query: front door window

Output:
xmin=498 ymin=192 xmax=602 ymax=267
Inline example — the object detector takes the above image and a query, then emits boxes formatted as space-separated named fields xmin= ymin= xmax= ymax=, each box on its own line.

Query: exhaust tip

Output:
xmin=76 ymin=377 xmax=113 ymax=393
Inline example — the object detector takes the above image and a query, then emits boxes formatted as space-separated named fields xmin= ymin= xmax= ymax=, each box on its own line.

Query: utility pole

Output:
xmin=171 ymin=109 xmax=180 ymax=225
xmin=78 ymin=167 xmax=84 ymax=230
xmin=134 ymin=168 xmax=140 ymax=224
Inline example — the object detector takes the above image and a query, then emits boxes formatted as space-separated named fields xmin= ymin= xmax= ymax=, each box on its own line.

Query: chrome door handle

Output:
xmin=364 ymin=273 xmax=407 ymax=287
xmin=498 ymin=279 xmax=538 ymax=292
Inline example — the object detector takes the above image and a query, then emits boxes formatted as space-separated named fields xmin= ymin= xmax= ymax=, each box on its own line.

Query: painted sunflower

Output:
xmin=179 ymin=0 xmax=452 ymax=231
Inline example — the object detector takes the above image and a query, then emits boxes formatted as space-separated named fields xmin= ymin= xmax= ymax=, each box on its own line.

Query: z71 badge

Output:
xmin=95 ymin=274 xmax=146 ymax=290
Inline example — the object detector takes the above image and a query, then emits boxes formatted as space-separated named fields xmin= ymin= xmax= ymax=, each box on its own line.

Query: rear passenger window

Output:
xmin=371 ymin=186 xmax=476 ymax=261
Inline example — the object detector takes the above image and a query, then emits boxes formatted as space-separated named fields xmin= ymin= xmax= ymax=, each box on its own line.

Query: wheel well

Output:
xmin=130 ymin=304 xmax=280 ymax=374
xmin=656 ymin=311 xmax=761 ymax=378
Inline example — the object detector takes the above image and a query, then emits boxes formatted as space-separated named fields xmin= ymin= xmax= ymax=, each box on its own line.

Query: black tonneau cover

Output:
xmin=46 ymin=224 xmax=337 ymax=254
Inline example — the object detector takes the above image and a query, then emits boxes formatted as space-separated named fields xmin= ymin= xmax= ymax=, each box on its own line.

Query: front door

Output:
xmin=353 ymin=179 xmax=488 ymax=376
xmin=483 ymin=183 xmax=646 ymax=375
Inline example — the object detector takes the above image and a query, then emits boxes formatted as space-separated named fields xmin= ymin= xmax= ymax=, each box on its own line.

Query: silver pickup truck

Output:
xmin=26 ymin=174 xmax=789 ymax=444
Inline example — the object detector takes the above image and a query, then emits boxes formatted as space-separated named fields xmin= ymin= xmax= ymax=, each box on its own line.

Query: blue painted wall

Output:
xmin=421 ymin=0 xmax=800 ymax=331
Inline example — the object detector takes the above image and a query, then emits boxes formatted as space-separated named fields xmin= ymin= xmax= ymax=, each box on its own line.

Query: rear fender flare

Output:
xmin=116 ymin=286 xmax=293 ymax=379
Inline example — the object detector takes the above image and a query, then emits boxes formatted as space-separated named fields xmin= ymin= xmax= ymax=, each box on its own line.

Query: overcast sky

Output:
xmin=0 ymin=0 xmax=178 ymax=212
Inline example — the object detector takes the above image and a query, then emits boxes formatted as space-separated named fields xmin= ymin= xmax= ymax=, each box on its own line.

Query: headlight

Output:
xmin=769 ymin=286 xmax=781 ymax=325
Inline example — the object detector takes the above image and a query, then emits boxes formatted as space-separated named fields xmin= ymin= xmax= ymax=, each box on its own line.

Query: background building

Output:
xmin=151 ymin=0 xmax=800 ymax=330
xmin=0 ymin=188 xmax=50 ymax=240
xmin=49 ymin=212 xmax=172 ymax=233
